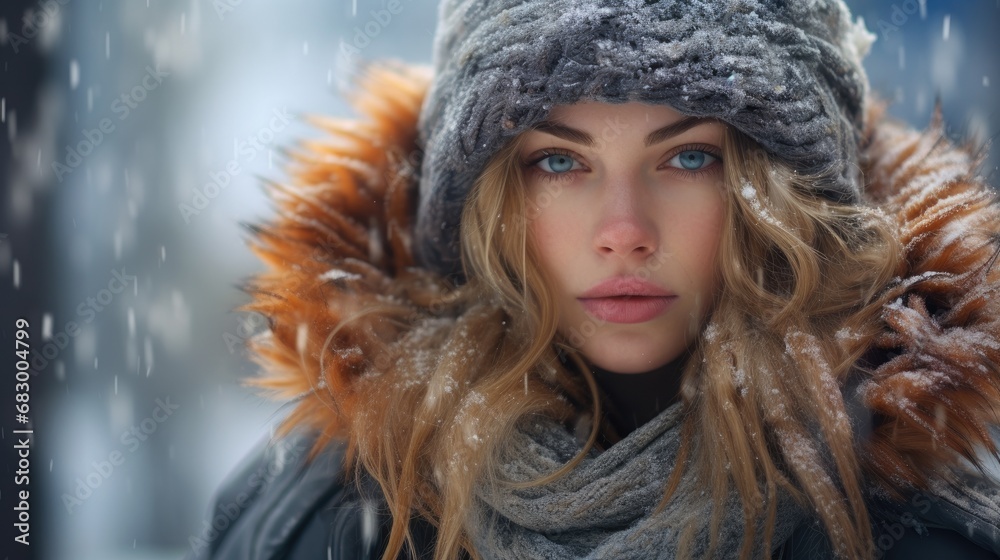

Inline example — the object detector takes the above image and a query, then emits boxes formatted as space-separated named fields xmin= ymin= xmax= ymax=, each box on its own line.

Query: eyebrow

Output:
xmin=530 ymin=116 xmax=720 ymax=148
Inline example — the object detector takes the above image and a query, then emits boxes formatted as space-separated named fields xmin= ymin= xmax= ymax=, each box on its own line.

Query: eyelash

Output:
xmin=523 ymin=144 xmax=723 ymax=183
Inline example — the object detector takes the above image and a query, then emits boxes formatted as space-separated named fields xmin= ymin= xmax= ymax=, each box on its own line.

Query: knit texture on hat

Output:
xmin=414 ymin=0 xmax=877 ymax=283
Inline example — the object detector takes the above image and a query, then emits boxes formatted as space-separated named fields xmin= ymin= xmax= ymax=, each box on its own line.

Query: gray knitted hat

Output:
xmin=414 ymin=0 xmax=878 ymax=283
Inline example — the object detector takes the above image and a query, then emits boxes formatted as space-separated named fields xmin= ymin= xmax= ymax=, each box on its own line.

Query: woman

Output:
xmin=190 ymin=0 xmax=1000 ymax=558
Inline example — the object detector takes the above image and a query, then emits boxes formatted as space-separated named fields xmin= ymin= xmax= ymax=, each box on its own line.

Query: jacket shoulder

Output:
xmin=186 ymin=430 xmax=385 ymax=560
xmin=777 ymin=470 xmax=1000 ymax=559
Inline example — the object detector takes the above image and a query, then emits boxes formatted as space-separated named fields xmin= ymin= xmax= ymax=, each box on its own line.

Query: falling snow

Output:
xmin=1 ymin=3 xmax=997 ymax=558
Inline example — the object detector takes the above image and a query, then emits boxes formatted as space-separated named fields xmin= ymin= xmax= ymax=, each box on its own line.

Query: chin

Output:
xmin=583 ymin=343 xmax=680 ymax=374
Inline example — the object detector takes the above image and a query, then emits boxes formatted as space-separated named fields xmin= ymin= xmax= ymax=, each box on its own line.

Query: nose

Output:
xmin=592 ymin=179 xmax=658 ymax=261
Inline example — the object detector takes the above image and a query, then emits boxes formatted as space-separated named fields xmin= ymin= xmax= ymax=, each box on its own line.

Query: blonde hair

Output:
xmin=349 ymin=122 xmax=902 ymax=560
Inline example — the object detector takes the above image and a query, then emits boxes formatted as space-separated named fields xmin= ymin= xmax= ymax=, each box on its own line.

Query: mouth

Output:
xmin=577 ymin=295 xmax=677 ymax=324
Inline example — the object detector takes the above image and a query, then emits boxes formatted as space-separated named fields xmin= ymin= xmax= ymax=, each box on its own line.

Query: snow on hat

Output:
xmin=414 ymin=0 xmax=878 ymax=283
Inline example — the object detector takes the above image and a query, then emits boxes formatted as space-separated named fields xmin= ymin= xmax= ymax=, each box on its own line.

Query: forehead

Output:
xmin=547 ymin=101 xmax=687 ymax=125
xmin=522 ymin=102 xmax=727 ymax=153
xmin=528 ymin=101 xmax=726 ymax=146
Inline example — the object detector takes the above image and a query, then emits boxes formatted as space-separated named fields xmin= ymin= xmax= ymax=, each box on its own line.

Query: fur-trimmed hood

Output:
xmin=237 ymin=60 xmax=1000 ymax=504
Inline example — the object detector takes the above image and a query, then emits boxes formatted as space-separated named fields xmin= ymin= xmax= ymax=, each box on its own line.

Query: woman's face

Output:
xmin=521 ymin=101 xmax=727 ymax=374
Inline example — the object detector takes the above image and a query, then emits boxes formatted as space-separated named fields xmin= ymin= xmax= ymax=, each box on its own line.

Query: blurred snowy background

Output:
xmin=0 ymin=1 xmax=996 ymax=559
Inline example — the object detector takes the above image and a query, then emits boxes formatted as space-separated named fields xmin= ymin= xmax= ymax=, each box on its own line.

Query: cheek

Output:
xmin=527 ymin=206 xmax=582 ymax=326
xmin=676 ymin=194 xmax=726 ymax=298
xmin=527 ymin=206 xmax=576 ymax=265
xmin=696 ymin=213 xmax=725 ymax=276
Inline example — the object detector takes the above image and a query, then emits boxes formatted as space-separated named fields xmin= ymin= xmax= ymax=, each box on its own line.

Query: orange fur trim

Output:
xmin=858 ymin=95 xmax=1000 ymax=495
xmin=237 ymin=61 xmax=432 ymax=461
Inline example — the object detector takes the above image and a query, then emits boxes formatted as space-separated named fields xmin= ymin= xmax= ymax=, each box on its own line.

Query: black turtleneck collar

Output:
xmin=586 ymin=351 xmax=689 ymax=441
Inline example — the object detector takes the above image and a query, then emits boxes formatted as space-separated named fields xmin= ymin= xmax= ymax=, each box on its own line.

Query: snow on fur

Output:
xmin=858 ymin=97 xmax=1000 ymax=494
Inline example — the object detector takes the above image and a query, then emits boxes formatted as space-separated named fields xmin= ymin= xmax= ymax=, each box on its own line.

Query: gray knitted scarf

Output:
xmin=471 ymin=403 xmax=809 ymax=559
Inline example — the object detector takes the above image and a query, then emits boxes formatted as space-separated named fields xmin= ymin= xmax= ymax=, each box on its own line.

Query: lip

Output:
xmin=579 ymin=276 xmax=675 ymax=298
xmin=577 ymin=276 xmax=677 ymax=324
xmin=578 ymin=296 xmax=676 ymax=324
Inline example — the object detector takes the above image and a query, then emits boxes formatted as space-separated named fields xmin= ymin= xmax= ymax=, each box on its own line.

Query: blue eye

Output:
xmin=669 ymin=150 xmax=718 ymax=171
xmin=524 ymin=147 xmax=719 ymax=183
xmin=537 ymin=153 xmax=580 ymax=174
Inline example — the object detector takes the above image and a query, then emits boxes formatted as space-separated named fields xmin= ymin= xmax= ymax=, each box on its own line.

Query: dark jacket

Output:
xmin=191 ymin=61 xmax=1000 ymax=559
xmin=188 ymin=429 xmax=999 ymax=559
xmin=185 ymin=430 xmax=440 ymax=560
